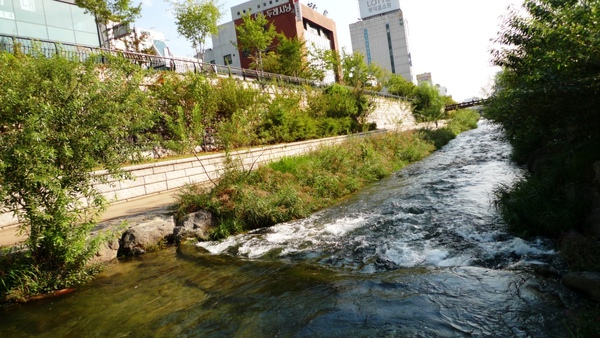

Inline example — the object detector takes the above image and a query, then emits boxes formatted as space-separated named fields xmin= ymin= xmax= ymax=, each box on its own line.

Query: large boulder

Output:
xmin=594 ymin=161 xmax=600 ymax=184
xmin=91 ymin=237 xmax=120 ymax=264
xmin=527 ymin=147 xmax=548 ymax=173
xmin=563 ymin=271 xmax=600 ymax=300
xmin=174 ymin=210 xmax=215 ymax=244
xmin=118 ymin=214 xmax=175 ymax=256
xmin=584 ymin=190 xmax=600 ymax=238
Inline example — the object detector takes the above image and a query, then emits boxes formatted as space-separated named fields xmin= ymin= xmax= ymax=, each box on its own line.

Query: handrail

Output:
xmin=445 ymin=99 xmax=488 ymax=112
xmin=0 ymin=34 xmax=405 ymax=101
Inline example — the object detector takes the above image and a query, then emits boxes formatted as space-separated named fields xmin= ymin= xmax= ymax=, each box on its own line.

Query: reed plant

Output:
xmin=176 ymin=109 xmax=479 ymax=240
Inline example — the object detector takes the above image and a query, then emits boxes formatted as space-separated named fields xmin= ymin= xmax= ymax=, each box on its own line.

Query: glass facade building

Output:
xmin=0 ymin=0 xmax=99 ymax=47
xmin=350 ymin=8 xmax=413 ymax=82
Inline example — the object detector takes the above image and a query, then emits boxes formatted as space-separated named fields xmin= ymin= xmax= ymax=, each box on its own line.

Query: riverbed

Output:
xmin=0 ymin=120 xmax=580 ymax=337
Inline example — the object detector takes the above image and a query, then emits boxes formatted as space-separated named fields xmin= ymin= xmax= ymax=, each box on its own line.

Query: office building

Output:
xmin=350 ymin=0 xmax=413 ymax=82
xmin=417 ymin=72 xmax=448 ymax=97
xmin=206 ymin=0 xmax=339 ymax=82
xmin=0 ymin=0 xmax=100 ymax=47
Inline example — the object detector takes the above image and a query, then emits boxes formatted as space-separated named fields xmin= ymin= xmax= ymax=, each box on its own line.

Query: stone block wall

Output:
xmin=93 ymin=131 xmax=387 ymax=205
xmin=0 ymin=96 xmax=412 ymax=228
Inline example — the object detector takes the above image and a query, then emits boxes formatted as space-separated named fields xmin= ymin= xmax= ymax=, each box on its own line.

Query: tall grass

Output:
xmin=176 ymin=109 xmax=479 ymax=240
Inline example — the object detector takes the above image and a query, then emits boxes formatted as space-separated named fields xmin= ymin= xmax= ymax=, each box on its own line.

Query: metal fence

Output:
xmin=0 ymin=34 xmax=404 ymax=100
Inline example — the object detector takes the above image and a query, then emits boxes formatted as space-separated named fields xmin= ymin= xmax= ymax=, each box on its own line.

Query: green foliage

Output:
xmin=419 ymin=109 xmax=480 ymax=149
xmin=214 ymin=77 xmax=262 ymax=120
xmin=235 ymin=13 xmax=277 ymax=71
xmin=320 ymin=84 xmax=358 ymax=119
xmin=257 ymin=93 xmax=318 ymax=143
xmin=493 ymin=176 xmax=591 ymax=238
xmin=340 ymin=51 xmax=383 ymax=89
xmin=560 ymin=233 xmax=600 ymax=272
xmin=175 ymin=110 xmax=480 ymax=240
xmin=75 ymin=0 xmax=142 ymax=25
xmin=445 ymin=109 xmax=480 ymax=135
xmin=0 ymin=251 xmax=102 ymax=302
xmin=385 ymin=74 xmax=415 ymax=98
xmin=486 ymin=0 xmax=600 ymax=238
xmin=262 ymin=34 xmax=310 ymax=78
xmin=412 ymin=82 xmax=445 ymax=123
xmin=171 ymin=0 xmax=222 ymax=60
xmin=178 ymin=129 xmax=438 ymax=239
xmin=148 ymin=71 xmax=218 ymax=152
xmin=0 ymin=52 xmax=152 ymax=299
xmin=307 ymin=83 xmax=374 ymax=132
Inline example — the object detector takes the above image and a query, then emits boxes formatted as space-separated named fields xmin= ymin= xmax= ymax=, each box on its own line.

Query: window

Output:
xmin=364 ymin=29 xmax=371 ymax=65
xmin=223 ymin=54 xmax=232 ymax=65
xmin=0 ymin=0 xmax=99 ymax=46
xmin=386 ymin=23 xmax=396 ymax=74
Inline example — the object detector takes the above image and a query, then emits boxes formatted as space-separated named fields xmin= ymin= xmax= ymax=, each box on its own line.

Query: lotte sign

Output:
xmin=358 ymin=0 xmax=400 ymax=19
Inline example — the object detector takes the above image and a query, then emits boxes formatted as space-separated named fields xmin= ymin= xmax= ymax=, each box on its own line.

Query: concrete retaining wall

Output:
xmin=0 ymin=96 xmax=413 ymax=228
xmin=93 ymin=130 xmax=387 ymax=204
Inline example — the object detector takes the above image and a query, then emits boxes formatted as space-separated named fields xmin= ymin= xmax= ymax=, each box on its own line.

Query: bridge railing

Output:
xmin=0 ymin=34 xmax=409 ymax=101
xmin=445 ymin=99 xmax=488 ymax=112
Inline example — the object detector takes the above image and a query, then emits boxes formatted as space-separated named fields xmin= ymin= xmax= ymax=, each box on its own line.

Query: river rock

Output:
xmin=594 ymin=161 xmax=600 ymax=184
xmin=91 ymin=237 xmax=120 ymax=264
xmin=118 ymin=214 xmax=175 ymax=255
xmin=527 ymin=148 xmax=548 ymax=173
xmin=584 ymin=192 xmax=600 ymax=238
xmin=562 ymin=271 xmax=600 ymax=300
xmin=174 ymin=210 xmax=214 ymax=244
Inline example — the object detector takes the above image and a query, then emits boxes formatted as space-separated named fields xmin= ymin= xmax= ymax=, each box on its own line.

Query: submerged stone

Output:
xmin=562 ymin=271 xmax=600 ymax=300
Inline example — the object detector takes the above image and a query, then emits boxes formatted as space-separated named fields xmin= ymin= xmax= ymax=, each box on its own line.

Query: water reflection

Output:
xmin=0 ymin=120 xmax=578 ymax=337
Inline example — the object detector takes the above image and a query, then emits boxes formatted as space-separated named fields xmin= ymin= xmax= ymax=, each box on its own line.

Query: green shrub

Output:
xmin=148 ymin=72 xmax=218 ymax=153
xmin=175 ymin=123 xmax=470 ymax=239
xmin=0 ymin=51 xmax=148 ymax=300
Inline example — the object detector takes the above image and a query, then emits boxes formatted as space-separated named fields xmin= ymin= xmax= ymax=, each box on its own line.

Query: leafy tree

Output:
xmin=486 ymin=0 xmax=600 ymax=238
xmin=171 ymin=0 xmax=222 ymax=61
xmin=313 ymin=48 xmax=342 ymax=83
xmin=262 ymin=34 xmax=309 ymax=78
xmin=340 ymin=51 xmax=383 ymax=89
xmin=488 ymin=0 xmax=600 ymax=161
xmin=0 ymin=52 xmax=153 ymax=292
xmin=386 ymin=74 xmax=415 ymax=98
xmin=412 ymin=82 xmax=445 ymax=123
xmin=235 ymin=12 xmax=277 ymax=71
xmin=75 ymin=0 xmax=142 ymax=47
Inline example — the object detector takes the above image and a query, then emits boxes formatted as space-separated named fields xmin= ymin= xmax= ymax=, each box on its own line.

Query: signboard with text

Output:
xmin=358 ymin=0 xmax=400 ymax=19
xmin=294 ymin=0 xmax=302 ymax=22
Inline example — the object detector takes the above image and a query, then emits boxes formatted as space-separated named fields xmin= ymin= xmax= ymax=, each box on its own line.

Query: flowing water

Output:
xmin=0 ymin=120 xmax=579 ymax=337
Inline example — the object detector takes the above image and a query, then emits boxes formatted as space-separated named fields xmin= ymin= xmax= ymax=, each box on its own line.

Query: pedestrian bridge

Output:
xmin=445 ymin=99 xmax=488 ymax=112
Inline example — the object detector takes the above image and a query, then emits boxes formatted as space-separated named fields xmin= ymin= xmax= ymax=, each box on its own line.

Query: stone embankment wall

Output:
xmin=0 ymin=96 xmax=414 ymax=229
xmin=94 ymin=131 xmax=386 ymax=204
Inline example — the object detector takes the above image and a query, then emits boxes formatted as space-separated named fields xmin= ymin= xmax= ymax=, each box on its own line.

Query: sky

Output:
xmin=136 ymin=0 xmax=524 ymax=102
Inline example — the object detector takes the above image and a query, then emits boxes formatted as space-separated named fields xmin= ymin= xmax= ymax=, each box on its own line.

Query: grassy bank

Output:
xmin=176 ymin=109 xmax=480 ymax=240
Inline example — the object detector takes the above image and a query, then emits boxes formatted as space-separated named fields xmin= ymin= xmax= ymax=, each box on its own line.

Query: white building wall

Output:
xmin=303 ymin=21 xmax=335 ymax=84
xmin=350 ymin=10 xmax=413 ymax=82
xmin=205 ymin=21 xmax=241 ymax=67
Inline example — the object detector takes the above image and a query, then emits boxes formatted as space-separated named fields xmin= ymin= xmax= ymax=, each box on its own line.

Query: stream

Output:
xmin=0 ymin=120 xmax=579 ymax=337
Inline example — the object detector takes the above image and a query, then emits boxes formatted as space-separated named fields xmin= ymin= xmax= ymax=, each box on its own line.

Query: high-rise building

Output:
xmin=205 ymin=0 xmax=339 ymax=82
xmin=350 ymin=0 xmax=413 ymax=82
xmin=0 ymin=0 xmax=100 ymax=47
